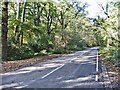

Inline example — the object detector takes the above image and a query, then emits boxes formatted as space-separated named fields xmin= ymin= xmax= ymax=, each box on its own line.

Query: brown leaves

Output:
xmin=102 ymin=59 xmax=120 ymax=88
xmin=1 ymin=54 xmax=64 ymax=73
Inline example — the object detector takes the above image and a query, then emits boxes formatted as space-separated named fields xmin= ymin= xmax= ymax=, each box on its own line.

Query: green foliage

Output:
xmin=100 ymin=47 xmax=120 ymax=67
xmin=7 ymin=45 xmax=34 ymax=60
xmin=6 ymin=0 xmax=119 ymax=65
xmin=52 ymin=48 xmax=66 ymax=54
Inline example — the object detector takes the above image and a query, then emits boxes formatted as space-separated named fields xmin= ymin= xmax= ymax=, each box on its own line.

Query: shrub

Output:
xmin=7 ymin=45 xmax=34 ymax=60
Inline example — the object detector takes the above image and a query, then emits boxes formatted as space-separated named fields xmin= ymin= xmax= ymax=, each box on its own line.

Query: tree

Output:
xmin=14 ymin=0 xmax=20 ymax=44
xmin=6 ymin=0 xmax=100 ymax=60
xmin=20 ymin=0 xmax=26 ymax=45
xmin=2 ymin=1 xmax=8 ymax=61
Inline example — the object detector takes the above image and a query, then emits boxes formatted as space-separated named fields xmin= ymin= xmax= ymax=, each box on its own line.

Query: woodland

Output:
xmin=1 ymin=0 xmax=120 ymax=68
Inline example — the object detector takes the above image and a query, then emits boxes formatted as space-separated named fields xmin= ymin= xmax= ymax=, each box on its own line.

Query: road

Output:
xmin=0 ymin=47 xmax=112 ymax=89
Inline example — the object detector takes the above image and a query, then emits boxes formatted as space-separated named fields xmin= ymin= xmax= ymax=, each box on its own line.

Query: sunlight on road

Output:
xmin=1 ymin=48 xmax=113 ymax=88
xmin=63 ymin=76 xmax=92 ymax=83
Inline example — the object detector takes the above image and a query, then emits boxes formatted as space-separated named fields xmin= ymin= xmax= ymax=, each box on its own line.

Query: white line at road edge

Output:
xmin=95 ymin=50 xmax=99 ymax=81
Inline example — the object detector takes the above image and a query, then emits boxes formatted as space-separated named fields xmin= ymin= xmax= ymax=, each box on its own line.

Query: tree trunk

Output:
xmin=21 ymin=0 xmax=26 ymax=23
xmin=14 ymin=1 xmax=20 ymax=43
xmin=36 ymin=3 xmax=40 ymax=26
xmin=47 ymin=4 xmax=50 ymax=35
xmin=61 ymin=12 xmax=67 ymax=50
xmin=2 ymin=1 xmax=8 ymax=61
xmin=20 ymin=0 xmax=26 ymax=45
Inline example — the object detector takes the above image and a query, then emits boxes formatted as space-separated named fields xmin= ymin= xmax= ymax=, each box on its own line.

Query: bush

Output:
xmin=52 ymin=48 xmax=66 ymax=54
xmin=100 ymin=47 xmax=120 ymax=67
xmin=7 ymin=45 xmax=34 ymax=60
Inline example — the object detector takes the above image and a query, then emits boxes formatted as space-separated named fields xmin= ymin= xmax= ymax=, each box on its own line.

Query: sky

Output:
xmin=55 ymin=0 xmax=110 ymax=18
xmin=80 ymin=0 xmax=108 ymax=18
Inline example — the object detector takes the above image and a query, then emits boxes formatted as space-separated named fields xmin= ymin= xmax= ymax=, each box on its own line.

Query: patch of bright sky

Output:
xmin=54 ymin=0 xmax=112 ymax=18
xmin=80 ymin=0 xmax=108 ymax=18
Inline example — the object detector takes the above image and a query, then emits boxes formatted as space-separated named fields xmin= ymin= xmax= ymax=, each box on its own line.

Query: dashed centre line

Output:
xmin=41 ymin=64 xmax=65 ymax=79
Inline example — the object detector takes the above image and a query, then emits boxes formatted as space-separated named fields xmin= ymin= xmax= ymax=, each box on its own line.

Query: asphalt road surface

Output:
xmin=0 ymin=47 xmax=112 ymax=89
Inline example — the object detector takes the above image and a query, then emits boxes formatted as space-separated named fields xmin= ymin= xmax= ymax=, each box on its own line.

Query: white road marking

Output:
xmin=95 ymin=50 xmax=99 ymax=81
xmin=41 ymin=64 xmax=65 ymax=79
xmin=41 ymin=50 xmax=89 ymax=79
xmin=6 ymin=49 xmax=91 ymax=88
xmin=13 ymin=64 xmax=65 ymax=88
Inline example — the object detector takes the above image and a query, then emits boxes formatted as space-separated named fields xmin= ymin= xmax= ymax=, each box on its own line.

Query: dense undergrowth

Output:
xmin=7 ymin=43 xmax=87 ymax=60
xmin=99 ymin=46 xmax=120 ymax=67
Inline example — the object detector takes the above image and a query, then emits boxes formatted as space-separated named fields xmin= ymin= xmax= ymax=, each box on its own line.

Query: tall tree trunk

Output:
xmin=47 ymin=4 xmax=50 ymax=35
xmin=20 ymin=0 xmax=26 ymax=45
xmin=61 ymin=11 xmax=67 ymax=50
xmin=21 ymin=0 xmax=26 ymax=23
xmin=36 ymin=3 xmax=40 ymax=26
xmin=2 ymin=1 xmax=8 ymax=61
xmin=33 ymin=2 xmax=36 ymax=25
xmin=33 ymin=3 xmax=42 ymax=26
xmin=14 ymin=1 xmax=20 ymax=44
xmin=46 ymin=3 xmax=54 ymax=51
